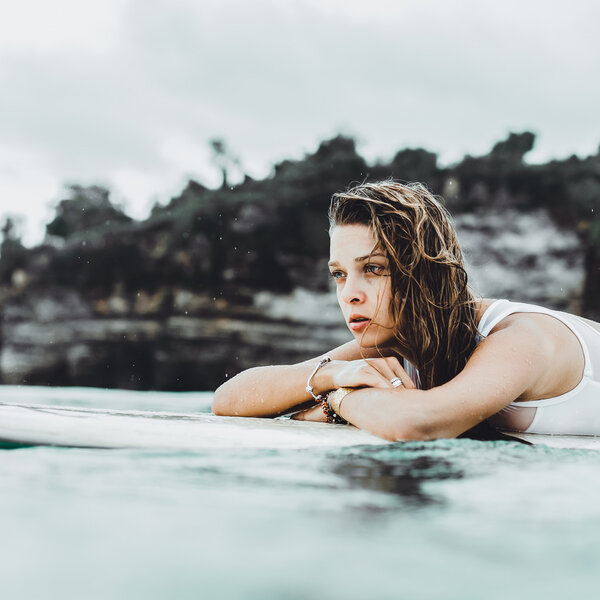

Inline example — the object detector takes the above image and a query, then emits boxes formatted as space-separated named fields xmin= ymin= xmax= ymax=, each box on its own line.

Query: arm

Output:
xmin=212 ymin=340 xmax=412 ymax=417
xmin=336 ymin=320 xmax=555 ymax=441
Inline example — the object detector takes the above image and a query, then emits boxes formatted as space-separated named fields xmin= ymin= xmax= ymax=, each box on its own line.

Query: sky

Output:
xmin=1 ymin=0 xmax=599 ymax=245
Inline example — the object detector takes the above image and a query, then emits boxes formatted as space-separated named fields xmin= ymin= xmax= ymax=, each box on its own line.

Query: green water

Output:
xmin=1 ymin=386 xmax=599 ymax=599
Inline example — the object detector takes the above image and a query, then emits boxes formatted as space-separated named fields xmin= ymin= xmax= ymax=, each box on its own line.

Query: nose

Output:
xmin=339 ymin=274 xmax=366 ymax=305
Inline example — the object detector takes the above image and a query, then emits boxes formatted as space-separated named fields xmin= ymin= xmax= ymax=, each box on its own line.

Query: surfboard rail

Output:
xmin=0 ymin=402 xmax=387 ymax=450
xmin=1 ymin=402 xmax=600 ymax=451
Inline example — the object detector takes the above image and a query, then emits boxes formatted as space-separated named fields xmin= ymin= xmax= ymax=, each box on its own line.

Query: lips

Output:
xmin=349 ymin=314 xmax=371 ymax=332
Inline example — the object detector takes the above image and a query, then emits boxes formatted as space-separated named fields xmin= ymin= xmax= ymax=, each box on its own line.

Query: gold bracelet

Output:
xmin=327 ymin=387 xmax=354 ymax=416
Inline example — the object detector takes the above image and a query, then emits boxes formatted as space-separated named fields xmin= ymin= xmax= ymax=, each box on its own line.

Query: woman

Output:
xmin=213 ymin=181 xmax=600 ymax=440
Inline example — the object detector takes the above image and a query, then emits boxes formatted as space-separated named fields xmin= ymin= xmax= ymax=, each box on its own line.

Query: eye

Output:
xmin=364 ymin=264 xmax=387 ymax=275
xmin=329 ymin=270 xmax=346 ymax=281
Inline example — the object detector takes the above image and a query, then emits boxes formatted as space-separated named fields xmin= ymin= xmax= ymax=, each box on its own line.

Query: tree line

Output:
xmin=1 ymin=132 xmax=599 ymax=318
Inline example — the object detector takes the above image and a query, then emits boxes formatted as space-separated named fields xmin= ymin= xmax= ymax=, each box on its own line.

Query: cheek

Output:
xmin=335 ymin=284 xmax=344 ymax=306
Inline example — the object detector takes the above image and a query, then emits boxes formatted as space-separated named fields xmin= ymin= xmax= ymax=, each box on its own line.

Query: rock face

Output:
xmin=456 ymin=209 xmax=583 ymax=310
xmin=0 ymin=210 xmax=584 ymax=390
xmin=0 ymin=132 xmax=597 ymax=390
xmin=0 ymin=286 xmax=351 ymax=390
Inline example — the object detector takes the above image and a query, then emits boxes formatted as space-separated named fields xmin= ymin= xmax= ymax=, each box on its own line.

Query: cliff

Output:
xmin=0 ymin=133 xmax=597 ymax=389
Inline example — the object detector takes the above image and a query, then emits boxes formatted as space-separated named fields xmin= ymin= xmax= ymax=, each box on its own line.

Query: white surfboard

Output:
xmin=0 ymin=402 xmax=387 ymax=450
xmin=1 ymin=402 xmax=599 ymax=451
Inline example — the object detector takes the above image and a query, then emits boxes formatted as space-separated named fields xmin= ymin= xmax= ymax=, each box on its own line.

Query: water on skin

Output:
xmin=1 ymin=386 xmax=599 ymax=600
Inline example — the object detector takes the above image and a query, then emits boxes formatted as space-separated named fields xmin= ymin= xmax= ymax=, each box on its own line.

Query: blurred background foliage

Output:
xmin=1 ymin=130 xmax=599 ymax=314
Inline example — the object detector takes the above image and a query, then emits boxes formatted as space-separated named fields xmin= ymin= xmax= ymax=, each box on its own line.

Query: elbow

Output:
xmin=386 ymin=423 xmax=429 ymax=442
xmin=385 ymin=417 xmax=446 ymax=443
xmin=212 ymin=385 xmax=233 ymax=416
xmin=363 ymin=420 xmax=427 ymax=442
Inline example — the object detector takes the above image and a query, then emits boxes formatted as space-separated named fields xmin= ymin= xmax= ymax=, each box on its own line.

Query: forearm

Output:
xmin=212 ymin=341 xmax=411 ymax=419
xmin=212 ymin=360 xmax=328 ymax=417
xmin=336 ymin=387 xmax=445 ymax=441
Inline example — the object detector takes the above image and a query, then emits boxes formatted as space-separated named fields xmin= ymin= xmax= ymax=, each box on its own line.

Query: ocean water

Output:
xmin=1 ymin=386 xmax=600 ymax=599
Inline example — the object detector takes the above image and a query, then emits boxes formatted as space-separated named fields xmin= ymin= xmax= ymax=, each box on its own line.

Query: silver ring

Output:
xmin=390 ymin=377 xmax=403 ymax=388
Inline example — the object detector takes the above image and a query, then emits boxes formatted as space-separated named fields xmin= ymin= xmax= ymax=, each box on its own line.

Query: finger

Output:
xmin=365 ymin=357 xmax=415 ymax=390
xmin=384 ymin=357 xmax=416 ymax=390
xmin=291 ymin=405 xmax=326 ymax=421
xmin=363 ymin=359 xmax=398 ymax=387
xmin=290 ymin=408 xmax=309 ymax=420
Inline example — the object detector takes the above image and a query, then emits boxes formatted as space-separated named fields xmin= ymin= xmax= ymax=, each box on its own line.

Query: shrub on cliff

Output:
xmin=46 ymin=185 xmax=133 ymax=241
xmin=0 ymin=218 xmax=29 ymax=285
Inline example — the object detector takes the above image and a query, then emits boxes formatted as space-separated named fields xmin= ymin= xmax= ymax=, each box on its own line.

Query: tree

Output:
xmin=390 ymin=148 xmax=438 ymax=182
xmin=0 ymin=217 xmax=28 ymax=285
xmin=490 ymin=132 xmax=535 ymax=162
xmin=209 ymin=138 xmax=240 ymax=189
xmin=46 ymin=185 xmax=132 ymax=240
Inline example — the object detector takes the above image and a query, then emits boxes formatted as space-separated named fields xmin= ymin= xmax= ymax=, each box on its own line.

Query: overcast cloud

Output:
xmin=1 ymin=0 xmax=599 ymax=244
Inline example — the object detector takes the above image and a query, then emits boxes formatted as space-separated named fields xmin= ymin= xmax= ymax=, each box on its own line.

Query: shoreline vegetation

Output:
xmin=0 ymin=132 xmax=598 ymax=390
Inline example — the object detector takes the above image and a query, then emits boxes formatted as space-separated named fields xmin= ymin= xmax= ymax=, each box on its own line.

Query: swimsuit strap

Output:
xmin=477 ymin=299 xmax=513 ymax=337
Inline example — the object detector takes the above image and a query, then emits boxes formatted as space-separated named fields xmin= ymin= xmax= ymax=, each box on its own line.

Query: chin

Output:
xmin=353 ymin=330 xmax=393 ymax=349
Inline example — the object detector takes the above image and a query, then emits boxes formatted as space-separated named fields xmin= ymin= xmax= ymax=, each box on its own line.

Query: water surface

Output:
xmin=1 ymin=386 xmax=598 ymax=599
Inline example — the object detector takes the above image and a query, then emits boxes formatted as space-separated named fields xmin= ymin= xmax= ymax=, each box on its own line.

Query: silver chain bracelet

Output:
xmin=305 ymin=356 xmax=331 ymax=401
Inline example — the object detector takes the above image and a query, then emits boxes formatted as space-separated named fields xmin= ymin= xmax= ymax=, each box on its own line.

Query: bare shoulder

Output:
xmin=485 ymin=311 xmax=566 ymax=360
xmin=474 ymin=313 xmax=553 ymax=365
xmin=487 ymin=309 xmax=580 ymax=346
xmin=483 ymin=309 xmax=585 ymax=400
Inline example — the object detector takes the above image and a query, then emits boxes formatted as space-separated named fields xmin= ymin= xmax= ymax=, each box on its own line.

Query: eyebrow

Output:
xmin=328 ymin=252 xmax=387 ymax=267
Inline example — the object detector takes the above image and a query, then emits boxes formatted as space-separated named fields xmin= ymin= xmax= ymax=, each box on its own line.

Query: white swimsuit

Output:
xmin=478 ymin=299 xmax=600 ymax=435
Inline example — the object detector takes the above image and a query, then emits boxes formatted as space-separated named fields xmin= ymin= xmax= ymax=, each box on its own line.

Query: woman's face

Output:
xmin=329 ymin=224 xmax=395 ymax=348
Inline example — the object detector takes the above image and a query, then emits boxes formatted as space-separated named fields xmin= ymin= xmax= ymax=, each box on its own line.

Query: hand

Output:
xmin=290 ymin=404 xmax=328 ymax=422
xmin=316 ymin=356 xmax=415 ymax=392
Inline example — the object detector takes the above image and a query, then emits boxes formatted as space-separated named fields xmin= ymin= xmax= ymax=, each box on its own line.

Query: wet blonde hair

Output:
xmin=329 ymin=181 xmax=479 ymax=389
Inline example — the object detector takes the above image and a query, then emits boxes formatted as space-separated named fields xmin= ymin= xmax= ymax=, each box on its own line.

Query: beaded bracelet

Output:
xmin=321 ymin=387 xmax=353 ymax=424
xmin=320 ymin=396 xmax=346 ymax=424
